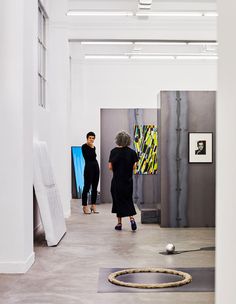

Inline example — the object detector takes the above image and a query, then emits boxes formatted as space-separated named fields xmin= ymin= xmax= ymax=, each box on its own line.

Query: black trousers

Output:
xmin=82 ymin=162 xmax=99 ymax=206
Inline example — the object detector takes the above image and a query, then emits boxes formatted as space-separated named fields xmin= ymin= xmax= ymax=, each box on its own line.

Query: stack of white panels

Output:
xmin=33 ymin=140 xmax=66 ymax=246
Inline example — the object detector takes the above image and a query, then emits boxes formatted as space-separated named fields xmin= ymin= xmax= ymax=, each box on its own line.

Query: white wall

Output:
xmin=34 ymin=0 xmax=71 ymax=217
xmin=216 ymin=0 xmax=236 ymax=303
xmin=0 ymin=0 xmax=70 ymax=273
xmin=0 ymin=0 xmax=37 ymax=273
xmin=70 ymin=59 xmax=217 ymax=165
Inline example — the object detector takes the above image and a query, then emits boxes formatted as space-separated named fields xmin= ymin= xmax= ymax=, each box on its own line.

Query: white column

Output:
xmin=47 ymin=0 xmax=71 ymax=217
xmin=216 ymin=0 xmax=236 ymax=302
xmin=0 ymin=0 xmax=37 ymax=273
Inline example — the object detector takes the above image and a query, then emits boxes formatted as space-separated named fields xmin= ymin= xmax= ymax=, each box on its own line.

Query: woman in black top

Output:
xmin=108 ymin=131 xmax=138 ymax=231
xmin=81 ymin=132 xmax=100 ymax=214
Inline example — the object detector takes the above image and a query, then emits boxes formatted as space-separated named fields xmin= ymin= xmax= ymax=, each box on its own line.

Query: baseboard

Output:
xmin=64 ymin=208 xmax=71 ymax=219
xmin=0 ymin=252 xmax=35 ymax=274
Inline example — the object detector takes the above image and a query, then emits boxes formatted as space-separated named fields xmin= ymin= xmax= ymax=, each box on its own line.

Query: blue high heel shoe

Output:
xmin=130 ymin=219 xmax=137 ymax=231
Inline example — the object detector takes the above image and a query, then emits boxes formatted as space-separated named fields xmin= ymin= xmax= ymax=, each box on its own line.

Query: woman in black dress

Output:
xmin=108 ymin=131 xmax=138 ymax=231
xmin=81 ymin=131 xmax=99 ymax=214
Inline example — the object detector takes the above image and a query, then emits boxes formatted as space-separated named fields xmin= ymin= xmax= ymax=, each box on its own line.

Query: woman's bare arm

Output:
xmin=108 ymin=162 xmax=113 ymax=171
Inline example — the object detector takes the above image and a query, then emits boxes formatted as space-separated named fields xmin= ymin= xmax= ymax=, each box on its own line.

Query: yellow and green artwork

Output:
xmin=133 ymin=125 xmax=158 ymax=174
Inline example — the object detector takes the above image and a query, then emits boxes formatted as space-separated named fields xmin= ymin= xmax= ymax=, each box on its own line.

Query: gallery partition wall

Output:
xmin=100 ymin=108 xmax=161 ymax=223
xmin=160 ymin=91 xmax=216 ymax=227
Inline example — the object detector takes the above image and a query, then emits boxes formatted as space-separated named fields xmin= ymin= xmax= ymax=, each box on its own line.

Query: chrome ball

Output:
xmin=166 ymin=243 xmax=175 ymax=254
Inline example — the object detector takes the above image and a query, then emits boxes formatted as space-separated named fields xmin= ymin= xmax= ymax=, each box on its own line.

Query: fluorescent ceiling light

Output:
xmin=84 ymin=54 xmax=217 ymax=60
xmin=136 ymin=11 xmax=218 ymax=17
xmin=81 ymin=41 xmax=133 ymax=45
xmin=131 ymin=55 xmax=175 ymax=60
xmin=67 ymin=10 xmax=217 ymax=17
xmin=188 ymin=42 xmax=218 ymax=46
xmin=127 ymin=52 xmax=217 ymax=56
xmin=139 ymin=0 xmax=152 ymax=4
xmin=138 ymin=4 xmax=152 ymax=9
xmin=177 ymin=55 xmax=218 ymax=60
xmin=134 ymin=42 xmax=187 ymax=46
xmin=67 ymin=11 xmax=133 ymax=16
xmin=85 ymin=55 xmax=129 ymax=59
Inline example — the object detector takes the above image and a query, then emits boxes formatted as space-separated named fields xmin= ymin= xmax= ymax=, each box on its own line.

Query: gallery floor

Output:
xmin=0 ymin=201 xmax=215 ymax=304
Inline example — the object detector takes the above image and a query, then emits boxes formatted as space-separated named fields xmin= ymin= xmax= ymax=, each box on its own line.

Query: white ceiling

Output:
xmin=68 ymin=0 xmax=217 ymax=12
xmin=67 ymin=0 xmax=217 ymax=60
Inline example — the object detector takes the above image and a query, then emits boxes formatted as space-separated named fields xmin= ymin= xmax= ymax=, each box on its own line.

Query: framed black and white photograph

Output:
xmin=188 ymin=132 xmax=213 ymax=163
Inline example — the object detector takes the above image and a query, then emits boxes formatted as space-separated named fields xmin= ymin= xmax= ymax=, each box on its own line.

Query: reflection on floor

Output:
xmin=0 ymin=200 xmax=215 ymax=304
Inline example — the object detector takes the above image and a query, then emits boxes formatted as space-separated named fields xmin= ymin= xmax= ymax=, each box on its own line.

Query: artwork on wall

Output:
xmin=71 ymin=146 xmax=85 ymax=197
xmin=188 ymin=132 xmax=213 ymax=163
xmin=133 ymin=125 xmax=158 ymax=174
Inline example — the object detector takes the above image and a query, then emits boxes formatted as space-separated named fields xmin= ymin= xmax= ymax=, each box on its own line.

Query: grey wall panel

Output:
xmin=100 ymin=109 xmax=130 ymax=204
xmin=187 ymin=91 xmax=216 ymax=227
xmin=160 ymin=91 xmax=215 ymax=227
xmin=160 ymin=92 xmax=188 ymax=227
xmin=100 ymin=109 xmax=160 ymax=213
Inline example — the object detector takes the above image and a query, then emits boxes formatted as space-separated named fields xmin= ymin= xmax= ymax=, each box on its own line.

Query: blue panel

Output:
xmin=71 ymin=146 xmax=85 ymax=198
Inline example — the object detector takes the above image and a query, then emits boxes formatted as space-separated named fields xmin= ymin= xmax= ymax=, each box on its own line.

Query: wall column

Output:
xmin=216 ymin=0 xmax=236 ymax=302
xmin=0 ymin=0 xmax=37 ymax=273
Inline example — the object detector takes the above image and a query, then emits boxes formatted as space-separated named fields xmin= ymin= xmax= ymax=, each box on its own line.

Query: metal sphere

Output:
xmin=166 ymin=243 xmax=175 ymax=254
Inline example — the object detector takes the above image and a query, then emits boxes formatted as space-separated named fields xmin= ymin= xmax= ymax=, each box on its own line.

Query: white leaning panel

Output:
xmin=33 ymin=140 xmax=66 ymax=246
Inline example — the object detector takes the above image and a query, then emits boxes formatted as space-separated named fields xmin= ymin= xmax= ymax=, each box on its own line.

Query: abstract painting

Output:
xmin=133 ymin=125 xmax=158 ymax=174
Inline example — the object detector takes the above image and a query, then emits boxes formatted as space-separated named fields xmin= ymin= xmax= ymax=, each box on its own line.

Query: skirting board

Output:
xmin=64 ymin=208 xmax=71 ymax=219
xmin=0 ymin=252 xmax=35 ymax=274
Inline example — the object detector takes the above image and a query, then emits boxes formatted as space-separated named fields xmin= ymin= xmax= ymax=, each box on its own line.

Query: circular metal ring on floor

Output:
xmin=108 ymin=268 xmax=192 ymax=289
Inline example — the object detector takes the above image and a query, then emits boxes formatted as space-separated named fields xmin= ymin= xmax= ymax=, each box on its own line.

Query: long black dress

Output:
xmin=81 ymin=144 xmax=99 ymax=206
xmin=109 ymin=147 xmax=138 ymax=217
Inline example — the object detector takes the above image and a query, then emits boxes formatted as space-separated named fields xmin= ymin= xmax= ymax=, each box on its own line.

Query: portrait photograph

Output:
xmin=188 ymin=132 xmax=213 ymax=163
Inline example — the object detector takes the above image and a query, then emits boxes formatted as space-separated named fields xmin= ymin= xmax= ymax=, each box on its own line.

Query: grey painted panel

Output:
xmin=187 ymin=91 xmax=216 ymax=227
xmin=161 ymin=91 xmax=215 ymax=227
xmin=100 ymin=109 xmax=129 ymax=204
xmin=100 ymin=109 xmax=160 ymax=214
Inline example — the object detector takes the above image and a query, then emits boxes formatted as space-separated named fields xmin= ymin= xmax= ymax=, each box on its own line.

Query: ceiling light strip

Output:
xmin=136 ymin=11 xmax=218 ymax=17
xmin=67 ymin=11 xmax=217 ymax=17
xmin=177 ymin=55 xmax=218 ymax=60
xmin=85 ymin=55 xmax=129 ymax=59
xmin=81 ymin=41 xmax=133 ymax=45
xmin=126 ymin=53 xmax=218 ymax=56
xmin=131 ymin=55 xmax=175 ymax=60
xmin=69 ymin=39 xmax=217 ymax=45
xmin=67 ymin=11 xmax=133 ymax=16
xmin=134 ymin=42 xmax=187 ymax=46
xmin=84 ymin=55 xmax=218 ymax=60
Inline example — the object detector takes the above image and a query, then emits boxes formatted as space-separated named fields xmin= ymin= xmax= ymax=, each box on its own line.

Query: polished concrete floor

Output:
xmin=0 ymin=201 xmax=215 ymax=304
